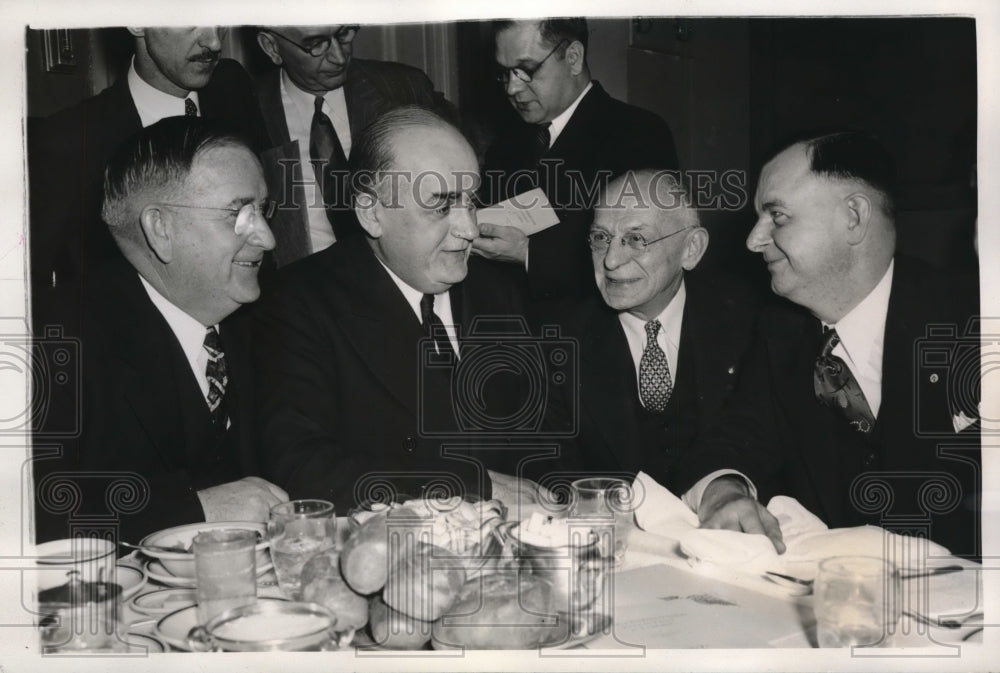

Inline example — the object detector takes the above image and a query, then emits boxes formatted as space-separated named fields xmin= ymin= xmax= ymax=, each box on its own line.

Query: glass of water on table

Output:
xmin=268 ymin=500 xmax=337 ymax=600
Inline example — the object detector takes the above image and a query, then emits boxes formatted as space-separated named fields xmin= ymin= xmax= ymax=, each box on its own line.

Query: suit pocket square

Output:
xmin=952 ymin=410 xmax=978 ymax=433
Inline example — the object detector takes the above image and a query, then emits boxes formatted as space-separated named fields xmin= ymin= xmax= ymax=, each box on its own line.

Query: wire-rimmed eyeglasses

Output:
xmin=496 ymin=39 xmax=569 ymax=84
xmin=160 ymin=200 xmax=278 ymax=237
xmin=587 ymin=227 xmax=690 ymax=253
xmin=268 ymin=26 xmax=360 ymax=57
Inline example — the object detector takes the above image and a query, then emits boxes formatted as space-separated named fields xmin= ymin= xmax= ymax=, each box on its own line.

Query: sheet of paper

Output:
xmin=477 ymin=188 xmax=560 ymax=235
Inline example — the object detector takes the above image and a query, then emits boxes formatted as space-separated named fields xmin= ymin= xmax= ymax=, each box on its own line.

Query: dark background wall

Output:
xmin=25 ymin=18 xmax=977 ymax=278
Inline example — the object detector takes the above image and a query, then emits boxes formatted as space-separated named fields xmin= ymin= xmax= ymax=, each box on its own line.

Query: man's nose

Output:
xmin=746 ymin=217 xmax=773 ymax=253
xmin=452 ymin=206 xmax=479 ymax=241
xmin=198 ymin=27 xmax=223 ymax=52
xmin=602 ymin=239 xmax=631 ymax=270
xmin=324 ymin=39 xmax=348 ymax=65
xmin=248 ymin=216 xmax=277 ymax=251
xmin=504 ymin=74 xmax=527 ymax=96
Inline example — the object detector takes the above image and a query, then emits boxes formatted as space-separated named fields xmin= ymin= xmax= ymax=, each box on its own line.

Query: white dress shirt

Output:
xmin=138 ymin=275 xmax=214 ymax=403
xmin=377 ymin=260 xmax=460 ymax=356
xmin=682 ymin=261 xmax=896 ymax=513
xmin=127 ymin=58 xmax=201 ymax=127
xmin=547 ymin=81 xmax=592 ymax=148
xmin=279 ymin=70 xmax=352 ymax=254
xmin=618 ymin=280 xmax=685 ymax=387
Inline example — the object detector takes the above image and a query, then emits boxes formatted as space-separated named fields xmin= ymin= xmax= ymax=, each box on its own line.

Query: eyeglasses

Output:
xmin=496 ymin=39 xmax=569 ymax=84
xmin=587 ymin=227 xmax=689 ymax=253
xmin=160 ymin=200 xmax=278 ymax=237
xmin=268 ymin=27 xmax=360 ymax=57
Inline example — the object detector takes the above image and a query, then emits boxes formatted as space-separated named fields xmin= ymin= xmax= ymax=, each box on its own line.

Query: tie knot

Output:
xmin=314 ymin=95 xmax=326 ymax=114
xmin=820 ymin=327 xmax=841 ymax=357
xmin=644 ymin=319 xmax=661 ymax=342
xmin=420 ymin=294 xmax=436 ymax=323
xmin=184 ymin=97 xmax=198 ymax=117
xmin=203 ymin=326 xmax=223 ymax=355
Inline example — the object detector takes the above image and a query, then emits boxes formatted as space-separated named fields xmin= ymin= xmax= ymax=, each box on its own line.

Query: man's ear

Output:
xmin=126 ymin=28 xmax=145 ymax=39
xmin=565 ymin=41 xmax=585 ymax=76
xmin=256 ymin=31 xmax=283 ymax=66
xmin=843 ymin=193 xmax=872 ymax=245
xmin=354 ymin=192 xmax=382 ymax=238
xmin=139 ymin=205 xmax=174 ymax=263
xmin=680 ymin=226 xmax=710 ymax=271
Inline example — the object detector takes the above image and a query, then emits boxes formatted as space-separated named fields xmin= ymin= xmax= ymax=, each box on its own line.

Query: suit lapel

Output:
xmin=547 ymin=83 xmax=608 ymax=163
xmin=260 ymin=139 xmax=312 ymax=266
xmin=344 ymin=63 xmax=384 ymax=139
xmin=256 ymin=69 xmax=293 ymax=147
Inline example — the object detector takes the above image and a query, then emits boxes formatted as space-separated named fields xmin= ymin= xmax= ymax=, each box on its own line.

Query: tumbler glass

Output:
xmin=268 ymin=500 xmax=337 ymax=600
xmin=568 ymin=478 xmax=633 ymax=568
xmin=193 ymin=529 xmax=258 ymax=626
xmin=814 ymin=555 xmax=901 ymax=648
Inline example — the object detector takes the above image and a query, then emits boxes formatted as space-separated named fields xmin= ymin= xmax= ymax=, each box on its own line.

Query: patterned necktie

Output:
xmin=638 ymin=319 xmax=672 ymax=413
xmin=184 ymin=97 xmax=198 ymax=117
xmin=203 ymin=327 xmax=228 ymax=426
xmin=310 ymin=95 xmax=348 ymax=223
xmin=420 ymin=294 xmax=453 ymax=356
xmin=532 ymin=123 xmax=551 ymax=163
xmin=814 ymin=328 xmax=875 ymax=433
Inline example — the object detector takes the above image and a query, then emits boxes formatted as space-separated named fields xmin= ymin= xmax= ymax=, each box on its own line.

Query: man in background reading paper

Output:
xmin=675 ymin=131 xmax=981 ymax=559
xmin=478 ymin=18 xmax=679 ymax=303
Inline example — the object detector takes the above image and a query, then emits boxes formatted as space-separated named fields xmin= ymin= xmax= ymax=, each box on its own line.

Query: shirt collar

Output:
xmin=137 ymin=273 xmax=214 ymax=365
xmin=127 ymin=57 xmax=200 ymax=128
xmin=826 ymin=260 xmax=894 ymax=378
xmin=374 ymin=256 xmax=454 ymax=323
xmin=547 ymin=81 xmax=592 ymax=148
xmin=618 ymin=279 xmax=686 ymax=352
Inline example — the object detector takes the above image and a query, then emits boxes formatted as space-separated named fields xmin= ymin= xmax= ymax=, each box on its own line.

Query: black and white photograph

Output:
xmin=1 ymin=0 xmax=996 ymax=670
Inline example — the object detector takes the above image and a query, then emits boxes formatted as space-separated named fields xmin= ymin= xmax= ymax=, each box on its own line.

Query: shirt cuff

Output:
xmin=681 ymin=469 xmax=758 ymax=514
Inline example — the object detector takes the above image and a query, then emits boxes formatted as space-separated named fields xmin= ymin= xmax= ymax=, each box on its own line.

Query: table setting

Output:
xmin=28 ymin=472 xmax=984 ymax=654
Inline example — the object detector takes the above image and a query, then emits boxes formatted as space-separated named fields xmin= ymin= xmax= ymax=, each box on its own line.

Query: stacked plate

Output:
xmin=137 ymin=521 xmax=274 ymax=588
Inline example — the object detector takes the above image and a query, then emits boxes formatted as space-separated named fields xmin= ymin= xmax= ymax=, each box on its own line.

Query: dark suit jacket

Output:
xmin=257 ymin=60 xmax=453 ymax=267
xmin=33 ymin=255 xmax=258 ymax=543
xmin=537 ymin=272 xmax=760 ymax=484
xmin=672 ymin=258 xmax=981 ymax=558
xmin=482 ymin=82 xmax=679 ymax=302
xmin=29 ymin=59 xmax=268 ymax=292
xmin=252 ymin=236 xmax=527 ymax=511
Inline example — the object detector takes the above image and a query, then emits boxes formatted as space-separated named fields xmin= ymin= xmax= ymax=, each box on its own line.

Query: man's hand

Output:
xmin=197 ymin=476 xmax=289 ymax=523
xmin=698 ymin=476 xmax=785 ymax=553
xmin=472 ymin=223 xmax=529 ymax=265
xmin=488 ymin=469 xmax=553 ymax=507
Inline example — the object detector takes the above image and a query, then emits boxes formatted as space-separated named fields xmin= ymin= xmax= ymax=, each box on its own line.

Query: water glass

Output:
xmin=568 ymin=478 xmax=633 ymax=568
xmin=814 ymin=555 xmax=901 ymax=648
xmin=193 ymin=529 xmax=258 ymax=626
xmin=268 ymin=499 xmax=337 ymax=600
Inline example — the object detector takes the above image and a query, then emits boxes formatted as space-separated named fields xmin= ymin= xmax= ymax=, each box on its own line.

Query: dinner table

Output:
xmin=109 ymin=490 xmax=984 ymax=655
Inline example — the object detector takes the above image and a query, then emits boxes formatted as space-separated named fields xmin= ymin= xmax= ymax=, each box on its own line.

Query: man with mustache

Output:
xmin=30 ymin=27 xmax=268 ymax=300
xmin=254 ymin=25 xmax=453 ymax=267
xmin=34 ymin=118 xmax=287 ymax=543
xmin=478 ymin=18 xmax=679 ymax=304
xmin=253 ymin=106 xmax=540 ymax=509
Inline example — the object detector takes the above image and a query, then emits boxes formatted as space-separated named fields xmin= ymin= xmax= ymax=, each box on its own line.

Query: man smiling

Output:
xmin=34 ymin=118 xmax=287 ymax=543
xmin=479 ymin=19 xmax=679 ymax=303
xmin=254 ymin=107 xmax=536 ymax=509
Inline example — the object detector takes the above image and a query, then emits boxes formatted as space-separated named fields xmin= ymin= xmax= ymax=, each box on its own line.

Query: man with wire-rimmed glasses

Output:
xmin=255 ymin=25 xmax=454 ymax=267
xmin=478 ymin=18 xmax=679 ymax=306
xmin=532 ymin=169 xmax=759 ymax=493
xmin=34 ymin=117 xmax=289 ymax=545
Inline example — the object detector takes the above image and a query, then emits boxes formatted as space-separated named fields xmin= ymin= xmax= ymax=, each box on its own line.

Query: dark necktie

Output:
xmin=420 ymin=294 xmax=453 ymax=356
xmin=532 ymin=122 xmax=551 ymax=164
xmin=203 ymin=327 xmax=228 ymax=426
xmin=310 ymin=95 xmax=348 ymax=225
xmin=184 ymin=97 xmax=198 ymax=117
xmin=814 ymin=328 xmax=875 ymax=433
xmin=638 ymin=319 xmax=672 ymax=412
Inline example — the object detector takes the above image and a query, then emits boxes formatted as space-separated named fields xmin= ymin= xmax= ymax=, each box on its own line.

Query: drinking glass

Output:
xmin=268 ymin=499 xmax=337 ymax=600
xmin=193 ymin=529 xmax=258 ymax=626
xmin=814 ymin=555 xmax=901 ymax=648
xmin=568 ymin=478 xmax=633 ymax=568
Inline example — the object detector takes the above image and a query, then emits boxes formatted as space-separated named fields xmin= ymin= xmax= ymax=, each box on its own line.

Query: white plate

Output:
xmin=145 ymin=559 xmax=274 ymax=588
xmin=115 ymin=563 xmax=147 ymax=601
xmin=130 ymin=588 xmax=198 ymax=616
xmin=155 ymin=598 xmax=287 ymax=651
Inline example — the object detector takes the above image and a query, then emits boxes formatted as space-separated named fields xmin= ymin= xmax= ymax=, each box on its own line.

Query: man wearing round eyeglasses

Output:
xmin=478 ymin=19 xmax=679 ymax=305
xmin=255 ymin=25 xmax=454 ymax=268
xmin=34 ymin=117 xmax=288 ymax=544
xmin=534 ymin=170 xmax=759 ymax=487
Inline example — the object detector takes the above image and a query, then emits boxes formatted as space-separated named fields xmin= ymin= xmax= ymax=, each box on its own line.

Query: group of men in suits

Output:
xmin=30 ymin=20 xmax=980 ymax=560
